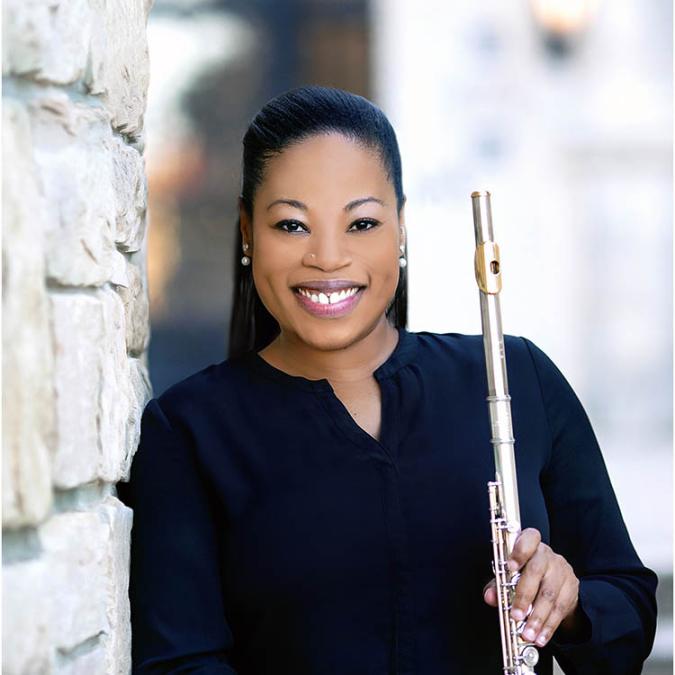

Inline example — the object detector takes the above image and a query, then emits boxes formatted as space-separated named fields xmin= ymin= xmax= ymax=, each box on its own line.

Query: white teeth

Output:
xmin=297 ymin=286 xmax=361 ymax=304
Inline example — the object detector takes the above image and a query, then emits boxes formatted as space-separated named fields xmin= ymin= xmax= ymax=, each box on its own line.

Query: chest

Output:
xmin=214 ymin=382 xmax=552 ymax=652
xmin=212 ymin=364 xmax=553 ymax=624
xmin=330 ymin=377 xmax=383 ymax=442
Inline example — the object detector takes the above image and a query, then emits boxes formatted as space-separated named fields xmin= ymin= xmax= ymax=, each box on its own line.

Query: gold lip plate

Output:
xmin=474 ymin=241 xmax=502 ymax=294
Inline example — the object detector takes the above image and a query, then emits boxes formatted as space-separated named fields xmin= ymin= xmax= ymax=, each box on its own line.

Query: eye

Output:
xmin=274 ymin=219 xmax=309 ymax=234
xmin=348 ymin=218 xmax=380 ymax=232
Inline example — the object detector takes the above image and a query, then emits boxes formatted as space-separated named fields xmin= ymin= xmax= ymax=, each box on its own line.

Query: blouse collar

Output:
xmin=243 ymin=326 xmax=417 ymax=393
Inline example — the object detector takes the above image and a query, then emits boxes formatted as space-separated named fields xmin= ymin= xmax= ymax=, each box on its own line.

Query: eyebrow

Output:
xmin=266 ymin=196 xmax=385 ymax=212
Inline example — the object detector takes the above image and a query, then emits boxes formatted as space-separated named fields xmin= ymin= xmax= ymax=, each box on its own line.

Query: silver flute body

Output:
xmin=471 ymin=191 xmax=539 ymax=674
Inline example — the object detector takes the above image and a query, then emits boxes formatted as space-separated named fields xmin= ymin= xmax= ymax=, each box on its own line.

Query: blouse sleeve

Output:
xmin=521 ymin=337 xmax=658 ymax=674
xmin=116 ymin=397 xmax=238 ymax=674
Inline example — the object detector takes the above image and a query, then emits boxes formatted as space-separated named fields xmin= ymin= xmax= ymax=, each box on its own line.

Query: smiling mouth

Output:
xmin=293 ymin=285 xmax=364 ymax=305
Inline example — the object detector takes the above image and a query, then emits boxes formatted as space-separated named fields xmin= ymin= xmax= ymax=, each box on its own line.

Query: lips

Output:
xmin=296 ymin=285 xmax=361 ymax=304
xmin=291 ymin=279 xmax=366 ymax=293
xmin=292 ymin=283 xmax=365 ymax=318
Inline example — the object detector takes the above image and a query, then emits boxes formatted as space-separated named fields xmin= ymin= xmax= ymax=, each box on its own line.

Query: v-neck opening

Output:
xmin=316 ymin=375 xmax=397 ymax=464
xmin=244 ymin=325 xmax=416 ymax=392
xmin=242 ymin=326 xmax=417 ymax=462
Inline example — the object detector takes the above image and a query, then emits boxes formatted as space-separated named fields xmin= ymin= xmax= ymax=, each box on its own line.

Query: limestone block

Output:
xmin=4 ymin=498 xmax=134 ymax=673
xmin=28 ymin=90 xmax=125 ymax=288
xmin=99 ymin=496 xmax=133 ymax=675
xmin=2 ymin=98 xmax=55 ymax=529
xmin=112 ymin=136 xmax=147 ymax=253
xmin=87 ymin=0 xmax=154 ymax=137
xmin=50 ymin=288 xmax=133 ymax=488
xmin=49 ymin=291 xmax=103 ymax=489
xmin=118 ymin=258 xmax=150 ymax=357
xmin=122 ymin=357 xmax=152 ymax=478
xmin=55 ymin=648 xmax=107 ymax=675
xmin=99 ymin=287 xmax=132 ymax=482
xmin=2 ymin=557 xmax=55 ymax=674
xmin=109 ymin=246 xmax=130 ymax=290
xmin=2 ymin=0 xmax=92 ymax=84
xmin=38 ymin=509 xmax=110 ymax=663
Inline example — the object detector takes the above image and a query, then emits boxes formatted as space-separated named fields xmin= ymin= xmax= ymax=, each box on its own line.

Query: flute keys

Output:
xmin=521 ymin=645 xmax=539 ymax=668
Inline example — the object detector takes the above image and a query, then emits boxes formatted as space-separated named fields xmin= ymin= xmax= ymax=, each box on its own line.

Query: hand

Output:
xmin=482 ymin=528 xmax=581 ymax=648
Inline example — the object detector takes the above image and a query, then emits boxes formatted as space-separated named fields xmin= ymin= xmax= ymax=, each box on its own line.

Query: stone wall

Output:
xmin=3 ymin=1 xmax=154 ymax=672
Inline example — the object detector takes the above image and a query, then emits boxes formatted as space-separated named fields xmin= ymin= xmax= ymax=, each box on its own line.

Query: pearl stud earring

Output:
xmin=241 ymin=242 xmax=251 ymax=266
xmin=399 ymin=244 xmax=407 ymax=268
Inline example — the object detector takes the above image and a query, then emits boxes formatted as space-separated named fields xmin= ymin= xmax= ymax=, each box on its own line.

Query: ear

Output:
xmin=239 ymin=197 xmax=252 ymax=250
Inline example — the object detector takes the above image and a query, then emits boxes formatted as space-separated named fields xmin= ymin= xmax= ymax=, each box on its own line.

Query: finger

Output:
xmin=483 ymin=579 xmax=497 ymax=607
xmin=531 ymin=576 xmax=579 ymax=647
xmin=508 ymin=528 xmax=542 ymax=573
xmin=510 ymin=542 xmax=552 ymax=621
xmin=519 ymin=565 xmax=564 ymax=643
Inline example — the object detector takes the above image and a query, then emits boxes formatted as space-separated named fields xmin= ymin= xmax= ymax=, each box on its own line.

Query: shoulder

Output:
xmin=149 ymin=354 xmax=252 ymax=430
xmin=410 ymin=329 xmax=536 ymax=367
xmin=408 ymin=329 xmax=561 ymax=395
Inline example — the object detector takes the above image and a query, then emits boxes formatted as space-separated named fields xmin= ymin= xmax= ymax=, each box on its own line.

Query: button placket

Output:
xmin=314 ymin=375 xmax=416 ymax=675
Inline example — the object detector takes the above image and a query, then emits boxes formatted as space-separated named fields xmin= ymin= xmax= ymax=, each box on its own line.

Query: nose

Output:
xmin=302 ymin=229 xmax=351 ymax=271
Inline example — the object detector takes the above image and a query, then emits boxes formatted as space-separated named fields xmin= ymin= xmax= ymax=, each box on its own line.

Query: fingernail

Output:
xmin=523 ymin=627 xmax=536 ymax=641
xmin=536 ymin=632 xmax=548 ymax=646
xmin=512 ymin=608 xmax=525 ymax=621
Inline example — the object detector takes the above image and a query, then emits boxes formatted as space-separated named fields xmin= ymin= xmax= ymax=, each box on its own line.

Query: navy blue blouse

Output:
xmin=116 ymin=328 xmax=657 ymax=674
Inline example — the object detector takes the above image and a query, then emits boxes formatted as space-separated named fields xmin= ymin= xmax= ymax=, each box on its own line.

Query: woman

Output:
xmin=117 ymin=86 xmax=657 ymax=674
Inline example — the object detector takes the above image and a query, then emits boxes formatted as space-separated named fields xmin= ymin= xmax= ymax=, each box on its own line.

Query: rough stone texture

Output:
xmin=124 ymin=357 xmax=153 ymax=478
xmin=49 ymin=292 xmax=105 ymax=489
xmin=2 ymin=0 xmax=93 ymax=84
xmin=40 ymin=510 xmax=111 ymax=656
xmin=49 ymin=288 xmax=140 ymax=489
xmin=2 ymin=99 xmax=56 ymax=529
xmin=1 ymin=499 xmax=133 ymax=675
xmin=2 ymin=558 xmax=55 ymax=674
xmin=28 ymin=90 xmax=123 ymax=288
xmin=87 ymin=0 xmax=154 ymax=137
xmin=3 ymin=0 xmax=153 ymax=138
xmin=3 ymin=502 xmax=130 ymax=675
xmin=3 ymin=0 xmax=154 ymax=670
xmin=99 ymin=287 xmax=132 ymax=482
xmin=112 ymin=136 xmax=148 ymax=253
xmin=118 ymin=257 xmax=150 ymax=357
xmin=100 ymin=496 xmax=133 ymax=675
xmin=56 ymin=648 xmax=107 ymax=675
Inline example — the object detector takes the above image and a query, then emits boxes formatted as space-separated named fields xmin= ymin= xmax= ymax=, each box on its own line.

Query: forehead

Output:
xmin=258 ymin=133 xmax=390 ymax=201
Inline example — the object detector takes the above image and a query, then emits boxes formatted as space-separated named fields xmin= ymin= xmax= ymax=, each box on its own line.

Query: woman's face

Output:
xmin=240 ymin=132 xmax=405 ymax=351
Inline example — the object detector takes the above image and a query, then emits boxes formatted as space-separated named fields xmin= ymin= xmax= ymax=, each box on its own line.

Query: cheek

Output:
xmin=368 ymin=243 xmax=400 ymax=289
xmin=251 ymin=237 xmax=294 ymax=288
xmin=255 ymin=233 xmax=294 ymax=267
xmin=250 ymin=263 xmax=288 ymax=318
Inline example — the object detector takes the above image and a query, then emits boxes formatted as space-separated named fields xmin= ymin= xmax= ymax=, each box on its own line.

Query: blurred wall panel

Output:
xmin=371 ymin=1 xmax=672 ymax=671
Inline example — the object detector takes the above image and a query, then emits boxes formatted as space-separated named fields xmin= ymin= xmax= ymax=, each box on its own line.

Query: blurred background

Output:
xmin=142 ymin=1 xmax=672 ymax=671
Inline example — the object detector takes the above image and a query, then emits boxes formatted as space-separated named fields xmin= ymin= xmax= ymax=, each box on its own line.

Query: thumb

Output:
xmin=483 ymin=579 xmax=498 ymax=607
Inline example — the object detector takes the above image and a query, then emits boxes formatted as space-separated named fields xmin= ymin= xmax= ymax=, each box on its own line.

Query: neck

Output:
xmin=260 ymin=316 xmax=400 ymax=384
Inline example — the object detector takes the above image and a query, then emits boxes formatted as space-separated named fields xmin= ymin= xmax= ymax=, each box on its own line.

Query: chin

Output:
xmin=292 ymin=322 xmax=361 ymax=351
xmin=290 ymin=312 xmax=387 ymax=352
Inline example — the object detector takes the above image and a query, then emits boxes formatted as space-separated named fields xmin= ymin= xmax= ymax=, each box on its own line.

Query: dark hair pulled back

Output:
xmin=228 ymin=85 xmax=407 ymax=359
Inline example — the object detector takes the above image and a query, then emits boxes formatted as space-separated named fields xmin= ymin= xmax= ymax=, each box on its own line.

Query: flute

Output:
xmin=471 ymin=190 xmax=539 ymax=674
